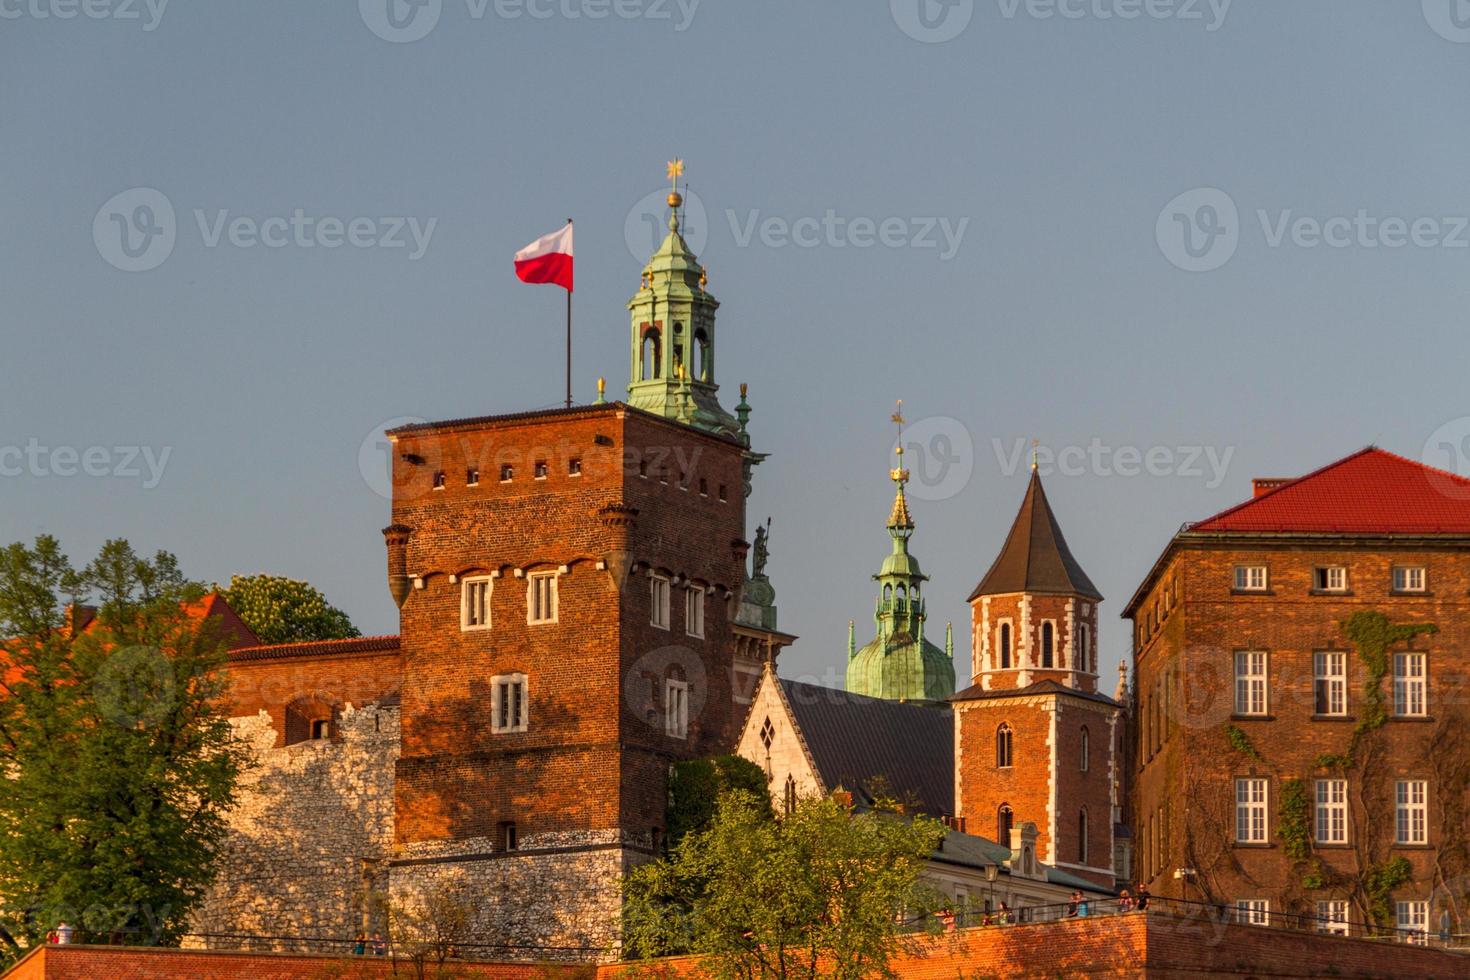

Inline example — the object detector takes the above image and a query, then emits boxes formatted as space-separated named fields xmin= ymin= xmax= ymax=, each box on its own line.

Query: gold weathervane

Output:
xmin=666 ymin=158 xmax=684 ymax=208
xmin=890 ymin=400 xmax=909 ymax=483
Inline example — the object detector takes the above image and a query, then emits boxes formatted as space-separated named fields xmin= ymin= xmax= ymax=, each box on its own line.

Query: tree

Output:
xmin=666 ymin=755 xmax=771 ymax=847
xmin=219 ymin=573 xmax=358 ymax=645
xmin=624 ymin=791 xmax=946 ymax=979
xmin=0 ymin=537 xmax=248 ymax=961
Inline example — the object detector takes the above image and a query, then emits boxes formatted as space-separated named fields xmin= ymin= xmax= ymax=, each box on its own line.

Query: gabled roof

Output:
xmin=969 ymin=470 xmax=1102 ymax=601
xmin=949 ymin=678 xmax=1119 ymax=708
xmin=227 ymin=635 xmax=401 ymax=664
xmin=1188 ymin=447 xmax=1470 ymax=534
xmin=778 ymin=677 xmax=953 ymax=817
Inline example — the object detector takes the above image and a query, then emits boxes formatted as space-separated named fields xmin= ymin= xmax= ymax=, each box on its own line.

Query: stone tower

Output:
xmin=381 ymin=167 xmax=761 ymax=959
xmin=845 ymin=423 xmax=955 ymax=704
xmin=952 ymin=464 xmax=1122 ymax=888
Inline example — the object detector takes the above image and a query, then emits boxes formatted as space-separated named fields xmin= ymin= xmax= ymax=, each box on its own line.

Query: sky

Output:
xmin=4 ymin=0 xmax=1470 ymax=687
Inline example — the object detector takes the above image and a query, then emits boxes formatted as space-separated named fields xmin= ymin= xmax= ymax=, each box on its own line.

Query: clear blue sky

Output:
xmin=5 ymin=0 xmax=1470 ymax=686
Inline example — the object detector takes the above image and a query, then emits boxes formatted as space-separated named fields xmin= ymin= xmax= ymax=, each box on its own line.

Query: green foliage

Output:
xmin=667 ymin=755 xmax=771 ymax=848
xmin=1277 ymin=779 xmax=1312 ymax=863
xmin=1341 ymin=612 xmax=1436 ymax=741
xmin=219 ymin=573 xmax=358 ymax=645
xmin=0 ymin=537 xmax=248 ymax=961
xmin=1364 ymin=857 xmax=1413 ymax=928
xmin=624 ymin=791 xmax=946 ymax=979
xmin=1314 ymin=752 xmax=1352 ymax=771
xmin=1224 ymin=724 xmax=1262 ymax=762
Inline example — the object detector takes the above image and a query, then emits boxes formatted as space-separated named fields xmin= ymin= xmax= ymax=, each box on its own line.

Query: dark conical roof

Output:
xmin=968 ymin=469 xmax=1102 ymax=601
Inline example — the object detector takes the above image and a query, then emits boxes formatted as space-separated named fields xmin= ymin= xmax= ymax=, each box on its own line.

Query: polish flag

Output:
xmin=514 ymin=222 xmax=574 ymax=293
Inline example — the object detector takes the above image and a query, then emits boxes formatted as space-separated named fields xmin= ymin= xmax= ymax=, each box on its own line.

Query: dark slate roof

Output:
xmin=228 ymin=635 xmax=402 ymax=663
xmin=779 ymin=678 xmax=953 ymax=816
xmin=949 ymin=679 xmax=1119 ymax=708
xmin=969 ymin=470 xmax=1102 ymax=601
xmin=930 ymin=828 xmax=1113 ymax=894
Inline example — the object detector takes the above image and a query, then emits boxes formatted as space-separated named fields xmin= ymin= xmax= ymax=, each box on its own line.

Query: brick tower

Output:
xmin=381 ymin=170 xmax=777 ymax=959
xmin=952 ymin=465 xmax=1122 ymax=888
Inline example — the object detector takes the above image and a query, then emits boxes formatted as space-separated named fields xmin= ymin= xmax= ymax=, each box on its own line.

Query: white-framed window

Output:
xmin=1313 ymin=566 xmax=1348 ymax=593
xmin=664 ymin=678 xmax=688 ymax=738
xmin=1315 ymin=779 xmax=1348 ymax=844
xmin=1397 ymin=900 xmax=1429 ymax=945
xmin=1395 ymin=780 xmax=1427 ymax=845
xmin=1234 ymin=899 xmax=1270 ymax=926
xmin=1040 ymin=620 xmax=1056 ymax=668
xmin=997 ymin=621 xmax=1013 ymax=670
xmin=1392 ymin=566 xmax=1426 ymax=593
xmin=461 ymin=576 xmax=492 ymax=631
xmin=1234 ymin=565 xmax=1268 ymax=592
xmin=491 ymin=673 xmax=528 ymax=733
xmin=1316 ymin=900 xmax=1349 ymax=935
xmin=1234 ymin=651 xmax=1268 ymax=716
xmin=1235 ymin=778 xmax=1268 ymax=843
xmin=684 ymin=586 xmax=705 ymax=638
xmin=527 ymin=572 xmax=558 ymax=624
xmin=1313 ymin=651 xmax=1347 ymax=716
xmin=650 ymin=574 xmax=671 ymax=629
xmin=1393 ymin=653 xmax=1427 ymax=717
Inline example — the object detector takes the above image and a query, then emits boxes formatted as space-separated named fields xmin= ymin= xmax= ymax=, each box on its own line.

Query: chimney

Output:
xmin=1251 ymin=478 xmax=1290 ymax=498
xmin=382 ymin=524 xmax=413 ymax=609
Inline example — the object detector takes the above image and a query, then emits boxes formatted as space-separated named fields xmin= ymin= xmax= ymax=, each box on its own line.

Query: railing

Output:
xmin=913 ymin=896 xmax=1464 ymax=950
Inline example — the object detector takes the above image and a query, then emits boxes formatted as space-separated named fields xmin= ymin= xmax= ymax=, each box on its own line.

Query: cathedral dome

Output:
xmin=848 ymin=631 xmax=955 ymax=704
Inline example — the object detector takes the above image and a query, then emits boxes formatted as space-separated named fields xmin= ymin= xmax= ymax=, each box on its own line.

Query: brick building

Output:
xmin=1124 ymin=447 xmax=1470 ymax=942
xmin=953 ymin=467 xmax=1126 ymax=890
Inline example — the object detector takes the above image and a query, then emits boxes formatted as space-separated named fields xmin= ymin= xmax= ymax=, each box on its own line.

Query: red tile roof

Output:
xmin=1188 ymin=447 xmax=1470 ymax=534
xmin=227 ymin=635 xmax=401 ymax=663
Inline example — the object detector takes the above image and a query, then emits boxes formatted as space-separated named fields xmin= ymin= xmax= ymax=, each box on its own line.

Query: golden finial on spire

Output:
xmin=699 ymin=266 xmax=708 ymax=289
xmin=1031 ymin=438 xmax=1040 ymax=471
xmin=666 ymin=157 xmax=684 ymax=209
xmin=890 ymin=400 xmax=910 ymax=484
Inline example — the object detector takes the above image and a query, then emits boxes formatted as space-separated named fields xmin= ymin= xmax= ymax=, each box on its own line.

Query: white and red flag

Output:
xmin=514 ymin=222 xmax=574 ymax=292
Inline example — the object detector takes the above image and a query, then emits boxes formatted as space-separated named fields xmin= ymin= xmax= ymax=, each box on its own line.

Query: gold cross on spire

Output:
xmin=666 ymin=158 xmax=685 ymax=211
xmin=890 ymin=400 xmax=909 ymax=483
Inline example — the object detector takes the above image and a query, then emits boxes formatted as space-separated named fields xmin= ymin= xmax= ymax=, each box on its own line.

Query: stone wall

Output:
xmin=188 ymin=702 xmax=399 ymax=952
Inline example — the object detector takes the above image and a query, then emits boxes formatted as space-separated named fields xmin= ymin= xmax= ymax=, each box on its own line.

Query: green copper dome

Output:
xmin=845 ymin=421 xmax=956 ymax=704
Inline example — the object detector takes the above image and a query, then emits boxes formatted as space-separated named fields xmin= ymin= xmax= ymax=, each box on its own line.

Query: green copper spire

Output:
xmin=626 ymin=159 xmax=738 ymax=436
xmin=845 ymin=403 xmax=956 ymax=704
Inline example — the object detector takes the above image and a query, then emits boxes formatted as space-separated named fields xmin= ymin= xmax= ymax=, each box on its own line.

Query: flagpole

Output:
xmin=565 ymin=218 xmax=573 ymax=409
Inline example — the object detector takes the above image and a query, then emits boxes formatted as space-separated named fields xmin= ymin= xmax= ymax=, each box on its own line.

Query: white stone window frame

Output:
xmin=1234 ymin=650 xmax=1269 ymax=716
xmin=1392 ymin=565 xmax=1426 ymax=593
xmin=1039 ymin=619 xmax=1058 ymax=669
xmin=1315 ymin=900 xmax=1350 ymax=936
xmin=684 ymin=585 xmax=705 ymax=639
xmin=1393 ymin=652 xmax=1427 ymax=717
xmin=1313 ymin=650 xmax=1347 ymax=717
xmin=996 ymin=618 xmax=1015 ymax=671
xmin=1075 ymin=621 xmax=1092 ymax=674
xmin=526 ymin=571 xmax=559 ymax=625
xmin=1314 ymin=566 xmax=1349 ymax=593
xmin=461 ymin=575 xmax=493 ymax=632
xmin=664 ymin=677 xmax=689 ymax=739
xmin=1396 ymin=780 xmax=1428 ymax=845
xmin=1233 ymin=565 xmax=1268 ymax=592
xmin=1397 ymin=900 xmax=1429 ymax=945
xmin=1235 ymin=777 xmax=1269 ymax=844
xmin=650 ymin=573 xmax=671 ymax=630
xmin=491 ymin=672 xmax=529 ymax=734
xmin=1315 ymin=778 xmax=1348 ymax=845
xmin=1234 ymin=899 xmax=1270 ymax=926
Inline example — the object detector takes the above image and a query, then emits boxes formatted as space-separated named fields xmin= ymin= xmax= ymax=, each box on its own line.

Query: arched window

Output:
xmin=998 ymin=804 xmax=1014 ymax=843
xmin=1076 ymin=623 xmax=1091 ymax=672
xmin=999 ymin=622 xmax=1012 ymax=670
xmin=783 ymin=775 xmax=797 ymax=816
xmin=1041 ymin=622 xmax=1055 ymax=668
xmin=897 ymin=584 xmax=907 ymax=600
xmin=641 ymin=328 xmax=662 ymax=380
xmin=996 ymin=723 xmax=1013 ymax=768
xmin=883 ymin=584 xmax=893 ymax=602
xmin=1078 ymin=809 xmax=1089 ymax=864
xmin=694 ymin=329 xmax=710 ymax=381
xmin=1080 ymin=726 xmax=1090 ymax=772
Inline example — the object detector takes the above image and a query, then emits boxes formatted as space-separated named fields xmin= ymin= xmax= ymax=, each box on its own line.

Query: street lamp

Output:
xmin=985 ymin=863 xmax=1000 ymax=921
